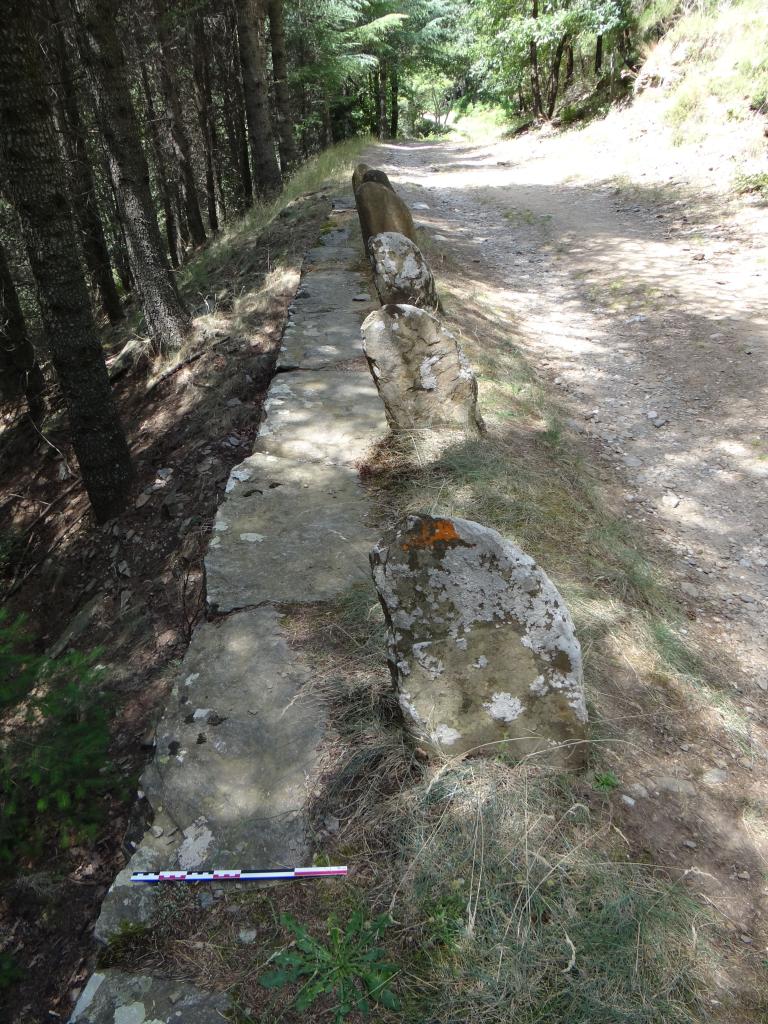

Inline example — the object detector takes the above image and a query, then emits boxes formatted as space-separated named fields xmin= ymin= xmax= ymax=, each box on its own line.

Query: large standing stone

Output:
xmin=370 ymin=515 xmax=588 ymax=767
xmin=368 ymin=232 xmax=439 ymax=309
xmin=361 ymin=167 xmax=395 ymax=191
xmin=352 ymin=162 xmax=373 ymax=193
xmin=361 ymin=304 xmax=484 ymax=434
xmin=355 ymin=181 xmax=417 ymax=249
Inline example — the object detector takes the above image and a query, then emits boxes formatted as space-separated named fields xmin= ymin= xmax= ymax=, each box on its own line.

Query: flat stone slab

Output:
xmin=95 ymin=608 xmax=325 ymax=941
xmin=205 ymin=452 xmax=378 ymax=610
xmin=69 ymin=970 xmax=229 ymax=1023
xmin=279 ymin=308 xmax=365 ymax=369
xmin=292 ymin=270 xmax=369 ymax=313
xmin=254 ymin=372 xmax=387 ymax=467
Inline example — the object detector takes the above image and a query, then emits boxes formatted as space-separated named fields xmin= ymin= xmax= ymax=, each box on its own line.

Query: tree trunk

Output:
xmin=0 ymin=242 xmax=45 ymax=421
xmin=389 ymin=67 xmax=399 ymax=138
xmin=529 ymin=0 xmax=544 ymax=119
xmin=565 ymin=43 xmax=574 ymax=89
xmin=154 ymin=0 xmax=206 ymax=247
xmin=546 ymin=34 xmax=568 ymax=118
xmin=594 ymin=34 xmax=604 ymax=75
xmin=50 ymin=7 xmax=124 ymax=324
xmin=266 ymin=0 xmax=298 ymax=173
xmin=73 ymin=0 xmax=192 ymax=354
xmin=235 ymin=0 xmax=282 ymax=197
xmin=320 ymin=98 xmax=333 ymax=149
xmin=220 ymin=3 xmax=253 ymax=209
xmin=376 ymin=61 xmax=388 ymax=138
xmin=192 ymin=16 xmax=219 ymax=232
xmin=0 ymin=9 xmax=133 ymax=519
xmin=139 ymin=62 xmax=183 ymax=269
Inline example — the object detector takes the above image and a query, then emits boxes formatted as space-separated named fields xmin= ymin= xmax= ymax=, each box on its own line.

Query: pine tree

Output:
xmin=73 ymin=0 xmax=192 ymax=353
xmin=236 ymin=0 xmax=283 ymax=196
xmin=0 ymin=5 xmax=133 ymax=519
xmin=0 ymin=241 xmax=45 ymax=422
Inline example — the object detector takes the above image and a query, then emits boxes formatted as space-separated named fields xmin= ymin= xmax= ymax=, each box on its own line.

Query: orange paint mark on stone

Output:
xmin=402 ymin=518 xmax=462 ymax=551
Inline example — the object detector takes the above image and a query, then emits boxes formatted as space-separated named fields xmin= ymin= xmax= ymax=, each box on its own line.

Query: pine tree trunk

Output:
xmin=50 ymin=8 xmax=124 ymax=324
xmin=235 ymin=0 xmax=282 ymax=197
xmin=220 ymin=4 xmax=253 ymax=209
xmin=0 ymin=242 xmax=45 ymax=421
xmin=0 ymin=9 xmax=133 ymax=519
xmin=192 ymin=16 xmax=219 ymax=232
xmin=546 ymin=34 xmax=568 ymax=118
xmin=565 ymin=43 xmax=574 ymax=88
xmin=139 ymin=62 xmax=183 ymax=269
xmin=73 ymin=0 xmax=192 ymax=354
xmin=594 ymin=34 xmax=604 ymax=75
xmin=529 ymin=0 xmax=544 ymax=119
xmin=266 ymin=0 xmax=298 ymax=174
xmin=154 ymin=0 xmax=206 ymax=247
xmin=389 ymin=68 xmax=399 ymax=138
xmin=377 ymin=61 xmax=388 ymax=138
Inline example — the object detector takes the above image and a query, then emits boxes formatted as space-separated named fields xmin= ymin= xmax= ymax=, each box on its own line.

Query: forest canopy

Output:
xmin=0 ymin=0 xmax=642 ymax=518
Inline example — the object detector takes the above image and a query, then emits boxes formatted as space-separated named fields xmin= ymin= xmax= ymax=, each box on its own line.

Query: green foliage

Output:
xmin=0 ymin=610 xmax=41 ymax=708
xmin=0 ymin=951 xmax=24 ymax=990
xmin=0 ymin=615 xmax=118 ymax=866
xmin=593 ymin=770 xmax=620 ymax=791
xmin=260 ymin=910 xmax=400 ymax=1022
xmin=735 ymin=171 xmax=768 ymax=197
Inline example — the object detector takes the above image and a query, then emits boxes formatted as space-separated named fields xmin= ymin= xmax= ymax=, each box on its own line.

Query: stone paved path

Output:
xmin=71 ymin=198 xmax=388 ymax=1023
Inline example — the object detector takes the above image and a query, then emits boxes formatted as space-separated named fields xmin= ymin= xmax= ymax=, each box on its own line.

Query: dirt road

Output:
xmin=372 ymin=119 xmax=768 ymax=998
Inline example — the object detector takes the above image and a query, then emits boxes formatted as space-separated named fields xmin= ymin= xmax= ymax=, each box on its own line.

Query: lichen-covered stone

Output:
xmin=69 ymin=970 xmax=229 ymax=1023
xmin=355 ymin=181 xmax=417 ymax=249
xmin=361 ymin=304 xmax=483 ymax=434
xmin=370 ymin=515 xmax=588 ymax=766
xmin=368 ymin=232 xmax=439 ymax=310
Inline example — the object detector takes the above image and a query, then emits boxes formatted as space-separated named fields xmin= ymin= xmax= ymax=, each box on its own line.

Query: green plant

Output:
xmin=260 ymin=910 xmax=400 ymax=1022
xmin=0 ymin=610 xmax=42 ymax=708
xmin=0 ymin=951 xmax=24 ymax=990
xmin=0 ymin=618 xmax=120 ymax=865
xmin=735 ymin=171 xmax=768 ymax=197
xmin=593 ymin=770 xmax=620 ymax=792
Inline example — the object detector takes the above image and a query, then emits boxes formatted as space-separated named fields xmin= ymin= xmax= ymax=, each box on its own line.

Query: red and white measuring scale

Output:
xmin=131 ymin=865 xmax=348 ymax=883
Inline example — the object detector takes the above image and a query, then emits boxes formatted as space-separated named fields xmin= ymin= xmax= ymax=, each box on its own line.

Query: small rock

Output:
xmin=740 ymin=934 xmax=753 ymax=944
xmin=701 ymin=768 xmax=728 ymax=786
xmin=150 ymin=825 xmax=164 ymax=838
xmin=412 ymin=202 xmax=430 ymax=210
xmin=621 ymin=794 xmax=636 ymax=807
xmin=156 ymin=467 xmax=173 ymax=480
xmin=135 ymin=492 xmax=152 ymax=509
xmin=353 ymin=292 xmax=370 ymax=301
xmin=680 ymin=582 xmax=700 ymax=597
xmin=238 ymin=928 xmax=258 ymax=944
xmin=199 ymin=891 xmax=214 ymax=910
xmin=629 ymin=782 xmax=649 ymax=799
xmin=736 ymin=871 xmax=750 ymax=881
xmin=654 ymin=777 xmax=697 ymax=797
xmin=662 ymin=493 xmax=680 ymax=509
xmin=323 ymin=814 xmax=340 ymax=834
xmin=682 ymin=839 xmax=697 ymax=849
